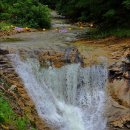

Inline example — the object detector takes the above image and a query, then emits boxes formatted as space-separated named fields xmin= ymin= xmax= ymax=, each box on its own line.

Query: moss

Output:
xmin=0 ymin=94 xmax=36 ymax=130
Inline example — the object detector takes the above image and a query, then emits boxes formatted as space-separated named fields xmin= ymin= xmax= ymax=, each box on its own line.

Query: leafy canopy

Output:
xmin=0 ymin=0 xmax=51 ymax=28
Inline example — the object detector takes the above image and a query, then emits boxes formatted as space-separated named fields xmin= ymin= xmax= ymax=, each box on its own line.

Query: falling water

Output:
xmin=11 ymin=54 xmax=108 ymax=130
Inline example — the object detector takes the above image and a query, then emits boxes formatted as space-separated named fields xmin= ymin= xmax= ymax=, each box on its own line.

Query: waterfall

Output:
xmin=11 ymin=54 xmax=108 ymax=130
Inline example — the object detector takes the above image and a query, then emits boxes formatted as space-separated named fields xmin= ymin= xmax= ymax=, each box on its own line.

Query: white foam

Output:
xmin=11 ymin=54 xmax=108 ymax=130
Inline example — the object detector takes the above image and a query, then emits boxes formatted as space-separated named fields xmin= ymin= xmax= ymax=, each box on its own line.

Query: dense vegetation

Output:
xmin=39 ymin=0 xmax=57 ymax=9
xmin=28 ymin=0 xmax=130 ymax=36
xmin=0 ymin=0 xmax=130 ymax=33
xmin=55 ymin=0 xmax=130 ymax=29
xmin=0 ymin=0 xmax=51 ymax=28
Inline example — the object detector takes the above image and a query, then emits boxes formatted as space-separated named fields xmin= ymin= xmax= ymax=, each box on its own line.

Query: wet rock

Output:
xmin=0 ymin=49 xmax=9 ymax=55
xmin=123 ymin=72 xmax=130 ymax=79
xmin=32 ymin=48 xmax=84 ymax=68
xmin=64 ymin=47 xmax=83 ymax=64
xmin=125 ymin=121 xmax=130 ymax=129
xmin=0 ymin=51 xmax=52 ymax=130
xmin=109 ymin=69 xmax=123 ymax=80
xmin=107 ymin=50 xmax=130 ymax=129
xmin=8 ymin=85 xmax=17 ymax=92
xmin=65 ymin=37 xmax=77 ymax=42
xmin=110 ymin=114 xmax=130 ymax=129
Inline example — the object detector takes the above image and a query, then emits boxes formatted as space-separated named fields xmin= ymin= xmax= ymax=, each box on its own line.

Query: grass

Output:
xmin=0 ymin=22 xmax=12 ymax=31
xmin=86 ymin=28 xmax=130 ymax=39
xmin=0 ymin=95 xmax=28 ymax=130
xmin=0 ymin=77 xmax=36 ymax=130
xmin=0 ymin=93 xmax=36 ymax=130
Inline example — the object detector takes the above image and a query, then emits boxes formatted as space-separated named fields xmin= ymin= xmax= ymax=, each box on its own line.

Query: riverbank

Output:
xmin=73 ymin=37 xmax=130 ymax=130
xmin=0 ymin=36 xmax=130 ymax=129
xmin=0 ymin=11 xmax=130 ymax=130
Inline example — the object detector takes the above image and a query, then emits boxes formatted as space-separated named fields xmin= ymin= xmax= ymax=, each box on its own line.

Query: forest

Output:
xmin=1 ymin=0 xmax=130 ymax=30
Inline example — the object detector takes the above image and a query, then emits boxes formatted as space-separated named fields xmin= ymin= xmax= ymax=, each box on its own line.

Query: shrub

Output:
xmin=86 ymin=28 xmax=130 ymax=39
xmin=0 ymin=0 xmax=51 ymax=28
xmin=0 ymin=22 xmax=12 ymax=31
xmin=55 ymin=0 xmax=130 ymax=29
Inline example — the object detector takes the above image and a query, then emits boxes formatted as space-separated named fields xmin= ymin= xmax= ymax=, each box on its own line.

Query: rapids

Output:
xmin=11 ymin=54 xmax=108 ymax=130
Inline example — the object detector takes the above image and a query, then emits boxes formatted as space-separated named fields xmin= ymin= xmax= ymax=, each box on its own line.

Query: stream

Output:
xmin=0 ymin=11 xmax=86 ymax=50
xmin=0 ymin=11 xmax=117 ymax=130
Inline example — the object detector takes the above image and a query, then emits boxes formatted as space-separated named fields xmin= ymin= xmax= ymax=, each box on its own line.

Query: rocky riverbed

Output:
xmin=73 ymin=37 xmax=130 ymax=130
xmin=0 ymin=12 xmax=130 ymax=130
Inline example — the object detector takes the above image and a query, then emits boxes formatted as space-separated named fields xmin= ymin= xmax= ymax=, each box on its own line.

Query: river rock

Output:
xmin=107 ymin=50 xmax=130 ymax=129
xmin=0 ymin=49 xmax=9 ymax=55
xmin=125 ymin=121 xmax=130 ymax=129
xmin=0 ymin=51 xmax=52 ymax=130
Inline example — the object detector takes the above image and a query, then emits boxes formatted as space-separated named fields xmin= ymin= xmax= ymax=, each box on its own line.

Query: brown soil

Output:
xmin=73 ymin=37 xmax=130 ymax=65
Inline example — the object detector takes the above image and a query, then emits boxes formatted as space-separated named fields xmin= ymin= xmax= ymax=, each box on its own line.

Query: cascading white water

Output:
xmin=11 ymin=54 xmax=108 ymax=130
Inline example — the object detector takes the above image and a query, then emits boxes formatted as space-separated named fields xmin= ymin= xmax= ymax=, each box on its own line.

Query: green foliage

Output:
xmin=55 ymin=0 xmax=130 ymax=29
xmin=16 ymin=117 xmax=29 ymax=130
xmin=123 ymin=0 xmax=130 ymax=9
xmin=0 ymin=77 xmax=36 ymax=130
xmin=86 ymin=28 xmax=130 ymax=39
xmin=103 ymin=9 xmax=116 ymax=18
xmin=0 ymin=95 xmax=36 ymax=130
xmin=0 ymin=22 xmax=12 ymax=31
xmin=39 ymin=0 xmax=58 ymax=8
xmin=0 ymin=0 xmax=51 ymax=28
xmin=0 ymin=113 xmax=5 ymax=123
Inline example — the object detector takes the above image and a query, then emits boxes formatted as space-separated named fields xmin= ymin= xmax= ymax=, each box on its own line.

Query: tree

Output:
xmin=0 ymin=0 xmax=51 ymax=28
xmin=55 ymin=0 xmax=130 ymax=28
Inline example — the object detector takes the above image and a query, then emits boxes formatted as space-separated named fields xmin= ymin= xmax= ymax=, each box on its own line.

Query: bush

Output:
xmin=39 ymin=0 xmax=57 ymax=9
xmin=0 ymin=0 xmax=51 ymax=28
xmin=86 ymin=28 xmax=130 ymax=39
xmin=55 ymin=0 xmax=130 ymax=29
xmin=0 ymin=22 xmax=12 ymax=31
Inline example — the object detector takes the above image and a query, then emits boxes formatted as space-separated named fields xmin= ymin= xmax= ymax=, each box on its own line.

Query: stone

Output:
xmin=125 ymin=121 xmax=130 ymax=129
xmin=123 ymin=72 xmax=130 ymax=79
xmin=8 ymin=85 xmax=17 ymax=92
xmin=114 ymin=115 xmax=130 ymax=128
xmin=0 ymin=49 xmax=9 ymax=55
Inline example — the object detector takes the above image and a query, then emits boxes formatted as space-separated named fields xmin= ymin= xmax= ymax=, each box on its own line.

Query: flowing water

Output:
xmin=11 ymin=54 xmax=108 ymax=130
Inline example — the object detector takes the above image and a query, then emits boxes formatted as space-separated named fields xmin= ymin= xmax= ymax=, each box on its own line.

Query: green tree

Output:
xmin=0 ymin=0 xmax=51 ymax=28
xmin=56 ymin=0 xmax=130 ymax=28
